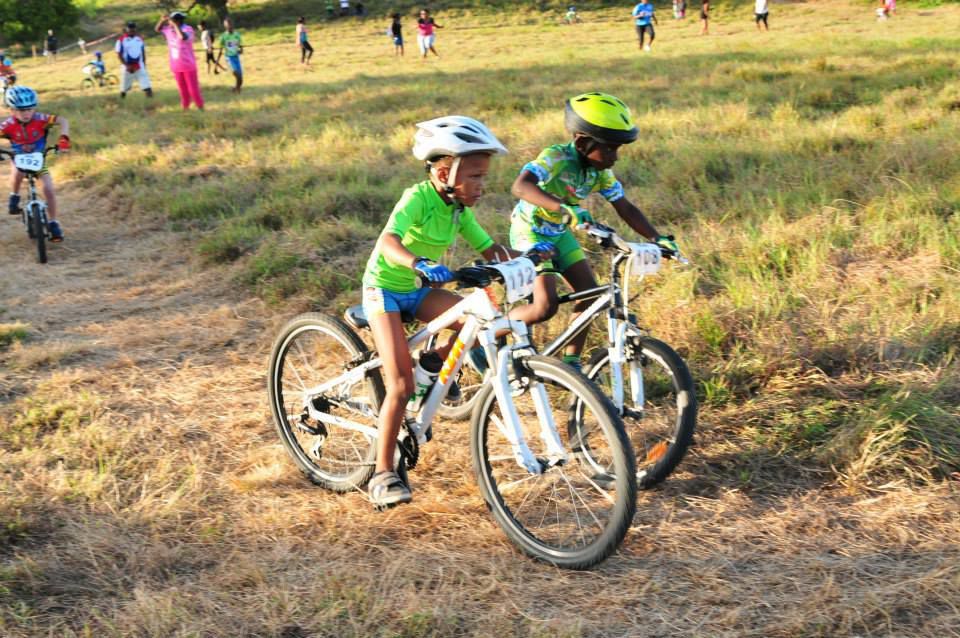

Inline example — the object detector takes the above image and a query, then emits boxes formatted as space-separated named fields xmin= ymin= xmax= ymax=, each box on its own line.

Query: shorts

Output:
xmin=227 ymin=55 xmax=242 ymax=74
xmin=417 ymin=34 xmax=435 ymax=54
xmin=755 ymin=12 xmax=768 ymax=22
xmin=700 ymin=9 xmax=708 ymax=20
xmin=362 ymin=286 xmax=431 ymax=320
xmin=636 ymin=24 xmax=655 ymax=38
xmin=205 ymin=50 xmax=216 ymax=63
xmin=509 ymin=217 xmax=585 ymax=273
xmin=121 ymin=66 xmax=152 ymax=92
xmin=393 ymin=35 xmax=403 ymax=46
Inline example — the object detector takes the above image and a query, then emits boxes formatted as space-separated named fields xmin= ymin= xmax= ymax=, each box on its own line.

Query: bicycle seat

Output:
xmin=344 ymin=304 xmax=415 ymax=330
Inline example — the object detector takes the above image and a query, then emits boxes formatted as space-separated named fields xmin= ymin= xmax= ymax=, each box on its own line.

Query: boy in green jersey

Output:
xmin=508 ymin=92 xmax=679 ymax=370
xmin=218 ymin=17 xmax=243 ymax=92
xmin=362 ymin=116 xmax=552 ymax=508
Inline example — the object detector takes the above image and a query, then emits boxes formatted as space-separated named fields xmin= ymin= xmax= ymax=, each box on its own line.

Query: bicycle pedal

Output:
xmin=622 ymin=406 xmax=644 ymax=420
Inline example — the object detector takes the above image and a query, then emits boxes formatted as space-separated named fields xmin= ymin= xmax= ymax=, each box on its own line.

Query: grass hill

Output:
xmin=1 ymin=1 xmax=958 ymax=635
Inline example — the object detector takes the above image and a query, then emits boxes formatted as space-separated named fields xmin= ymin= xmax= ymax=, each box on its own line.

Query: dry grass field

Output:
xmin=2 ymin=0 xmax=959 ymax=635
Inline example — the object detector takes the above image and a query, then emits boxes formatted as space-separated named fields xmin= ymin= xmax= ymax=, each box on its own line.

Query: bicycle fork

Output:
xmin=480 ymin=319 xmax=568 ymax=475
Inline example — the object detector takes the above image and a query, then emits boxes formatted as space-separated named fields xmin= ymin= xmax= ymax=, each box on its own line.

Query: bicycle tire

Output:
xmin=81 ymin=78 xmax=94 ymax=90
xmin=586 ymin=337 xmax=696 ymax=489
xmin=105 ymin=74 xmax=119 ymax=86
xmin=470 ymin=355 xmax=636 ymax=569
xmin=32 ymin=208 xmax=46 ymax=264
xmin=268 ymin=313 xmax=385 ymax=492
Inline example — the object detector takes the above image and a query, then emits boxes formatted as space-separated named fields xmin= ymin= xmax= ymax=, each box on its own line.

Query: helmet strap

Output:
xmin=428 ymin=156 xmax=461 ymax=199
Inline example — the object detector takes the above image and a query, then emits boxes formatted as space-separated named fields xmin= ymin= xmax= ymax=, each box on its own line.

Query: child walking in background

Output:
xmin=632 ymin=1 xmax=658 ymax=52
xmin=390 ymin=13 xmax=404 ymax=56
xmin=218 ymin=17 xmax=243 ymax=93
xmin=200 ymin=21 xmax=226 ymax=74
xmin=296 ymin=17 xmax=314 ymax=65
xmin=700 ymin=0 xmax=710 ymax=34
xmin=755 ymin=0 xmax=769 ymax=31
xmin=2 ymin=87 xmax=71 ymax=242
xmin=416 ymin=9 xmax=442 ymax=59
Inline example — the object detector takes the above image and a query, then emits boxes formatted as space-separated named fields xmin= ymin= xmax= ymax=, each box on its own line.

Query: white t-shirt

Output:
xmin=115 ymin=34 xmax=145 ymax=62
xmin=340 ymin=0 xmax=349 ymax=8
xmin=755 ymin=0 xmax=769 ymax=13
xmin=201 ymin=29 xmax=213 ymax=51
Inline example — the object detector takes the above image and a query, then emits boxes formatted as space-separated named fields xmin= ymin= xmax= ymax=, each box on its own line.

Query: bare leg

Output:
xmin=507 ymin=274 xmax=559 ymax=327
xmin=368 ymin=311 xmax=415 ymax=474
xmin=40 ymin=174 xmax=57 ymax=220
xmin=559 ymin=259 xmax=599 ymax=357
xmin=415 ymin=288 xmax=465 ymax=357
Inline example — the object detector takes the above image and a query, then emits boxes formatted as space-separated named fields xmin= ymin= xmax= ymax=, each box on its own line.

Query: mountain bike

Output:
xmin=268 ymin=255 xmax=638 ymax=569
xmin=438 ymin=222 xmax=697 ymax=490
xmin=0 ymin=147 xmax=58 ymax=264
xmin=81 ymin=67 xmax=119 ymax=90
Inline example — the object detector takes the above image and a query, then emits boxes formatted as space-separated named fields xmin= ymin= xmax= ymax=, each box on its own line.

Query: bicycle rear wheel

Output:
xmin=268 ymin=313 xmax=385 ymax=492
xmin=471 ymin=355 xmax=636 ymax=569
xmin=81 ymin=78 xmax=94 ymax=90
xmin=586 ymin=337 xmax=696 ymax=489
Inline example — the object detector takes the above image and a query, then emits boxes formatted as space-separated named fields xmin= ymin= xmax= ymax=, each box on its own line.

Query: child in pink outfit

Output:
xmin=155 ymin=11 xmax=204 ymax=110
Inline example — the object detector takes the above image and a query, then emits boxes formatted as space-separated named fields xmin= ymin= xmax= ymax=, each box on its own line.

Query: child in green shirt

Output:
xmin=218 ymin=17 xmax=243 ymax=92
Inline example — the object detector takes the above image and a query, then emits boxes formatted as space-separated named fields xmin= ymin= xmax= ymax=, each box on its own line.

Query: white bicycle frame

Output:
xmin=539 ymin=228 xmax=673 ymax=416
xmin=300 ymin=262 xmax=569 ymax=475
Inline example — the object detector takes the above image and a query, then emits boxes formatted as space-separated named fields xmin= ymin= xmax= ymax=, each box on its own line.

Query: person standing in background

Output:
xmin=390 ymin=13 xmax=404 ymax=57
xmin=416 ymin=9 xmax=442 ymax=59
xmin=632 ymin=1 xmax=658 ymax=52
xmin=156 ymin=12 xmax=204 ymax=110
xmin=755 ymin=0 xmax=770 ymax=31
xmin=116 ymin=22 xmax=153 ymax=99
xmin=45 ymin=30 xmax=58 ymax=63
xmin=218 ymin=17 xmax=243 ymax=93
xmin=700 ymin=1 xmax=710 ymax=34
xmin=296 ymin=16 xmax=314 ymax=65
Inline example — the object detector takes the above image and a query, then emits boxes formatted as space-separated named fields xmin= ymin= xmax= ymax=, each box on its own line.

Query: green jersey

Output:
xmin=363 ymin=181 xmax=494 ymax=292
xmin=513 ymin=142 xmax=624 ymax=236
xmin=219 ymin=31 xmax=242 ymax=57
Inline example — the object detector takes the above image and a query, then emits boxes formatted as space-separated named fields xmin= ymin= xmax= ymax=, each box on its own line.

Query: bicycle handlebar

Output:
xmin=417 ymin=250 xmax=547 ymax=290
xmin=0 ymin=146 xmax=60 ymax=161
xmin=586 ymin=222 xmax=688 ymax=264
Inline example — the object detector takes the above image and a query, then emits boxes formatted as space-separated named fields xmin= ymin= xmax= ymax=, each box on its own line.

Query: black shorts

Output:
xmin=205 ymin=50 xmax=216 ymax=62
xmin=700 ymin=10 xmax=708 ymax=20
xmin=755 ymin=12 xmax=769 ymax=23
xmin=635 ymin=24 xmax=655 ymax=38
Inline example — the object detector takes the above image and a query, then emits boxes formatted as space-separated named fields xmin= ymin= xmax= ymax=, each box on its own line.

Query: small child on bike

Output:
xmin=361 ymin=116 xmax=551 ymax=508
xmin=0 ymin=51 xmax=15 ymax=87
xmin=507 ymin=92 xmax=677 ymax=371
xmin=1 ymin=87 xmax=70 ymax=241
xmin=83 ymin=51 xmax=106 ymax=78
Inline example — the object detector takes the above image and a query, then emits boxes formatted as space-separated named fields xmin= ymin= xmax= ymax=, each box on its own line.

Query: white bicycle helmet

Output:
xmin=412 ymin=116 xmax=507 ymax=193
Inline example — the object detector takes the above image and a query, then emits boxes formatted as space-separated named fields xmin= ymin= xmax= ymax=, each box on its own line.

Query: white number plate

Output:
xmin=13 ymin=153 xmax=43 ymax=172
xmin=490 ymin=257 xmax=537 ymax=303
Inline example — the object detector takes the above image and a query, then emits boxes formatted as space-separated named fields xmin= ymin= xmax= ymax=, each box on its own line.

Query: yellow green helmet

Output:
xmin=564 ymin=92 xmax=638 ymax=145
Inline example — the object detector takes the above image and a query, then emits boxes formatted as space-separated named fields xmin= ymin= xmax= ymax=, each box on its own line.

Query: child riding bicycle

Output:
xmin=82 ymin=51 xmax=107 ymax=83
xmin=361 ymin=116 xmax=552 ymax=507
xmin=507 ymin=92 xmax=679 ymax=371
xmin=1 ymin=87 xmax=70 ymax=242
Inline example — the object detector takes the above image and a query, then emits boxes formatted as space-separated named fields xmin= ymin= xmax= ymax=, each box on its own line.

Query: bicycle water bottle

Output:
xmin=407 ymin=351 xmax=444 ymax=413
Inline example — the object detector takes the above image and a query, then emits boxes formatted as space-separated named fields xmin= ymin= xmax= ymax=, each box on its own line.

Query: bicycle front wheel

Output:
xmin=587 ymin=337 xmax=697 ymax=489
xmin=105 ymin=74 xmax=119 ymax=86
xmin=31 ymin=209 xmax=46 ymax=264
xmin=471 ymin=355 xmax=636 ymax=569
xmin=436 ymin=359 xmax=486 ymax=421
xmin=268 ymin=313 xmax=385 ymax=492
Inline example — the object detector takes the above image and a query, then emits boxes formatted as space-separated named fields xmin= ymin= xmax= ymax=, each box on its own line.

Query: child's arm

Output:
xmin=378 ymin=233 xmax=421 ymax=270
xmin=610 ymin=197 xmax=659 ymax=240
xmin=154 ymin=15 xmax=167 ymax=34
xmin=512 ymin=169 xmax=564 ymax=215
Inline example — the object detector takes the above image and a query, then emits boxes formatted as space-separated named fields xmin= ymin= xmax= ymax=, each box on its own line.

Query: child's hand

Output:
xmin=560 ymin=203 xmax=593 ymax=228
xmin=413 ymin=258 xmax=454 ymax=283
xmin=654 ymin=235 xmax=679 ymax=255
xmin=529 ymin=241 xmax=556 ymax=258
xmin=57 ymin=135 xmax=70 ymax=152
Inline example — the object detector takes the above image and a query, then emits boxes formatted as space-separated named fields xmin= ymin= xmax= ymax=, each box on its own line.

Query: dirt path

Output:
xmin=1 ymin=191 xmax=958 ymax=637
